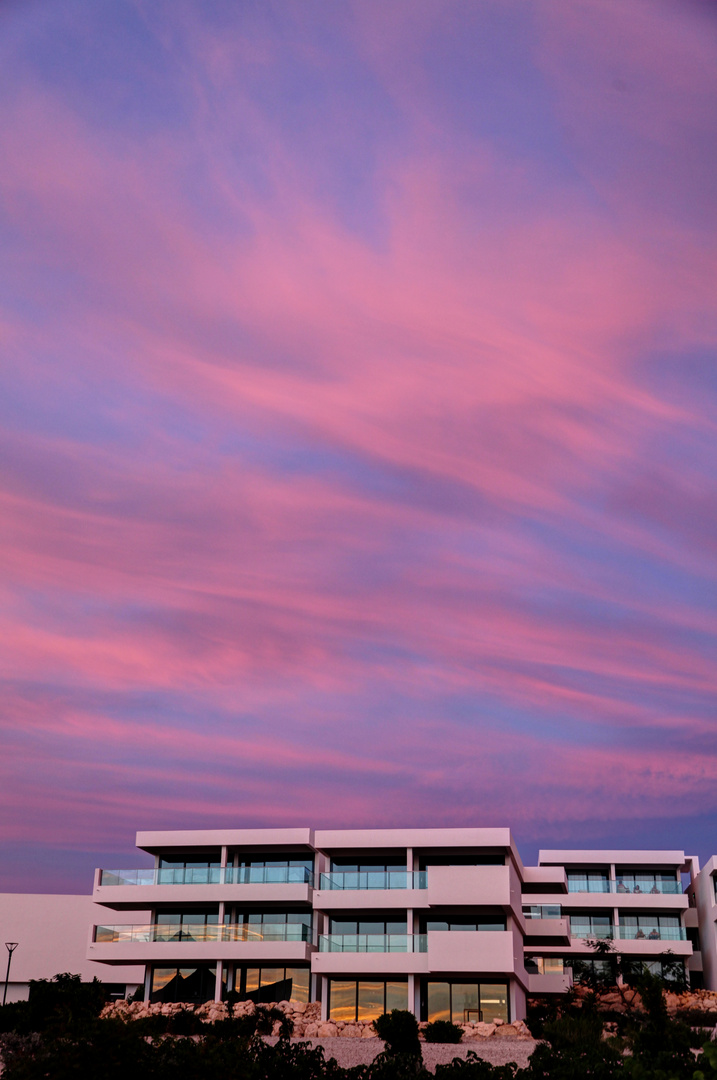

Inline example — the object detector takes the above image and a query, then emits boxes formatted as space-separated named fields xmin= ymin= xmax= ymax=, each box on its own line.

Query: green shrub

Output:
xmin=424 ymin=1020 xmax=464 ymax=1043
xmin=372 ymin=1010 xmax=422 ymax=1057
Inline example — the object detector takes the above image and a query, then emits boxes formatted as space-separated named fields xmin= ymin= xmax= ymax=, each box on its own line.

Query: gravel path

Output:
xmin=264 ymin=1036 xmax=537 ymax=1071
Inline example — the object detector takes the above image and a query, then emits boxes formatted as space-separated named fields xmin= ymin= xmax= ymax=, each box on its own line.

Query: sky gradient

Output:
xmin=1 ymin=0 xmax=716 ymax=892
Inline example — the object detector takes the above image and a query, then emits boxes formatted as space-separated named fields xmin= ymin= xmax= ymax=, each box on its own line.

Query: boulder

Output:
xmin=317 ymin=1022 xmax=338 ymax=1037
xmin=304 ymin=1022 xmax=319 ymax=1038
xmin=361 ymin=1026 xmax=378 ymax=1038
xmin=494 ymin=1023 xmax=519 ymax=1037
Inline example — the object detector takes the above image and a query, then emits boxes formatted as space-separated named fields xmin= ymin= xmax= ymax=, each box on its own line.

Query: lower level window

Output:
xmin=234 ymin=966 xmax=310 ymax=1003
xmin=151 ymin=966 xmax=218 ymax=1004
xmin=424 ymin=981 xmax=508 ymax=1024
xmin=328 ymin=980 xmax=407 ymax=1022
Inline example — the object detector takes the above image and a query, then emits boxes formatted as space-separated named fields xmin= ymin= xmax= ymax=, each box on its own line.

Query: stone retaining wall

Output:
xmin=101 ymin=999 xmax=533 ymax=1041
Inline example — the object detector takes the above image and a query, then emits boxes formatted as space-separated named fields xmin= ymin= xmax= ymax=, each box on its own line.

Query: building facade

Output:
xmin=2 ymin=827 xmax=715 ymax=1020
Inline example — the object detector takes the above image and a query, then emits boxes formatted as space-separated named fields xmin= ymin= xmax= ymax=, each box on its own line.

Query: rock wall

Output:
xmin=100 ymin=998 xmax=533 ymax=1041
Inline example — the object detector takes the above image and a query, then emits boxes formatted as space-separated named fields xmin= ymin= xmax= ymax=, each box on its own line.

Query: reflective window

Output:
xmin=150 ymin=966 xmax=217 ymax=1003
xmin=331 ymin=858 xmax=406 ymax=873
xmin=424 ymin=981 xmax=508 ymax=1024
xmin=422 ymin=908 xmax=505 ymax=932
xmin=480 ymin=984 xmax=508 ymax=1024
xmin=567 ymin=872 xmax=610 ymax=893
xmin=235 ymin=966 xmax=309 ymax=1003
xmin=330 ymin=916 xmax=407 ymax=936
xmin=328 ymin=980 xmax=407 ymax=1021
xmin=527 ymin=957 xmax=564 ymax=975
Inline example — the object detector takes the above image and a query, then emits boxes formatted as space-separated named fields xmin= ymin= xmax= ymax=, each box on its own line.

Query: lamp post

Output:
xmin=3 ymin=943 xmax=18 ymax=1006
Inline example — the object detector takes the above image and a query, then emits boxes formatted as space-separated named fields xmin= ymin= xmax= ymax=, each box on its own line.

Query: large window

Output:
xmin=524 ymin=957 xmax=564 ymax=975
xmin=418 ymin=852 xmax=505 ymax=869
xmin=618 ymin=915 xmax=683 ymax=941
xmin=570 ymin=914 xmax=613 ymax=939
xmin=330 ymin=916 xmax=407 ymax=936
xmin=421 ymin=909 xmax=506 ymax=932
xmin=234 ymin=966 xmax=310 ymax=1003
xmin=154 ymin=911 xmax=219 ymax=941
xmin=328 ymin=980 xmax=407 ymax=1022
xmin=226 ymin=910 xmax=312 ymax=941
xmin=567 ymin=872 xmax=610 ymax=893
xmin=615 ymin=871 xmax=681 ymax=895
xmin=330 ymin=857 xmax=406 ymax=873
xmin=157 ymin=856 xmax=221 ymax=885
xmin=151 ymin=966 xmax=218 ymax=1003
xmin=423 ymin=981 xmax=508 ymax=1024
xmin=234 ymin=853 xmax=314 ymax=884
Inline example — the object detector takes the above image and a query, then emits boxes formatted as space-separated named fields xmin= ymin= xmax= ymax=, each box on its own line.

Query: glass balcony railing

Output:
xmin=569 ymin=925 xmax=614 ymax=939
xmin=616 ymin=926 xmax=687 ymax=941
xmin=567 ymin=880 xmax=682 ymax=895
xmin=94 ymin=922 xmax=313 ymax=944
xmin=614 ymin=881 xmax=682 ymax=895
xmin=319 ymin=871 xmax=427 ymax=891
xmin=227 ymin=866 xmax=314 ymax=886
xmin=318 ymin=934 xmax=427 ymax=953
xmin=99 ymin=866 xmax=314 ymax=886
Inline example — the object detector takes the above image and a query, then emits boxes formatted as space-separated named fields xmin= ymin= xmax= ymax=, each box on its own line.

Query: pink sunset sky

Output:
xmin=1 ymin=0 xmax=716 ymax=891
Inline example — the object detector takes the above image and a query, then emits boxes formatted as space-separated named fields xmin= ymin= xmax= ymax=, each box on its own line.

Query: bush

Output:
xmin=372 ymin=1010 xmax=422 ymax=1057
xmin=424 ymin=1020 xmax=464 ymax=1044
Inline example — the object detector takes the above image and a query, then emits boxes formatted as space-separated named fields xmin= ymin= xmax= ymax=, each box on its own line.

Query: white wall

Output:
xmin=0 ymin=893 xmax=145 ymax=1001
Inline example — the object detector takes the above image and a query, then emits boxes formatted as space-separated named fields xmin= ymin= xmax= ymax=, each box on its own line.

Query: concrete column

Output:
xmin=321 ymin=976 xmax=329 ymax=1021
xmin=214 ymin=961 xmax=224 ymax=1002
xmin=509 ymin=980 xmax=526 ymax=1022
xmin=407 ymin=974 xmax=417 ymax=1017
xmin=143 ymin=966 xmax=152 ymax=1002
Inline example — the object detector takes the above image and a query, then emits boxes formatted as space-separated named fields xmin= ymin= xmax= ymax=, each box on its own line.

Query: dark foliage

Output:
xmin=434 ymin=1053 xmax=520 ymax=1079
xmin=424 ymin=1020 xmax=464 ymax=1044
xmin=372 ymin=1010 xmax=422 ymax=1058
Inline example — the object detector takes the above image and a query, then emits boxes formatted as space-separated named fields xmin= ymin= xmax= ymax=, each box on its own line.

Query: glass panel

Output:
xmin=543 ymin=957 xmax=563 ymax=974
xmin=480 ymin=984 xmax=508 ymax=1024
xmin=244 ymin=968 xmax=260 ymax=992
xmin=357 ymin=982 xmax=384 ymax=1022
xmin=285 ymin=968 xmax=310 ymax=1004
xmin=426 ymin=982 xmax=450 ymax=1023
xmin=151 ymin=968 xmax=176 ymax=994
xmin=386 ymin=981 xmax=408 ymax=1013
xmin=260 ymin=968 xmax=284 ymax=987
xmin=329 ymin=981 xmax=357 ymax=1022
xmin=451 ymin=983 xmax=479 ymax=1025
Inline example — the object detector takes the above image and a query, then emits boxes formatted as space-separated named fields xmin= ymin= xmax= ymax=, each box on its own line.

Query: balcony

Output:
xmin=89 ymin=922 xmax=314 ymax=965
xmin=616 ymin=926 xmax=686 ymax=942
xmin=99 ymin=866 xmax=314 ymax=886
xmin=569 ymin=925 xmax=614 ymax=940
xmin=94 ymin=865 xmax=314 ymax=906
xmin=319 ymin=934 xmax=426 ymax=953
xmin=95 ymin=922 xmax=313 ymax=944
xmin=567 ymin=880 xmax=682 ymax=895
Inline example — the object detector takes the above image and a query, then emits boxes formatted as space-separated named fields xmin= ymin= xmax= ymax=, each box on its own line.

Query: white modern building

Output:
xmin=1 ymin=827 xmax=714 ymax=1023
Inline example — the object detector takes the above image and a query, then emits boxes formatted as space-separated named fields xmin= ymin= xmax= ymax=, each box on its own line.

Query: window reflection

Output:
xmin=329 ymin=980 xmax=408 ymax=1021
xmin=357 ymin=982 xmax=384 ymax=1022
xmin=425 ymin=981 xmax=508 ymax=1024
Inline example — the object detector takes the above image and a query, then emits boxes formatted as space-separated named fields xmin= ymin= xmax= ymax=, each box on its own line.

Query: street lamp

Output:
xmin=3 ymin=943 xmax=18 ymax=1007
